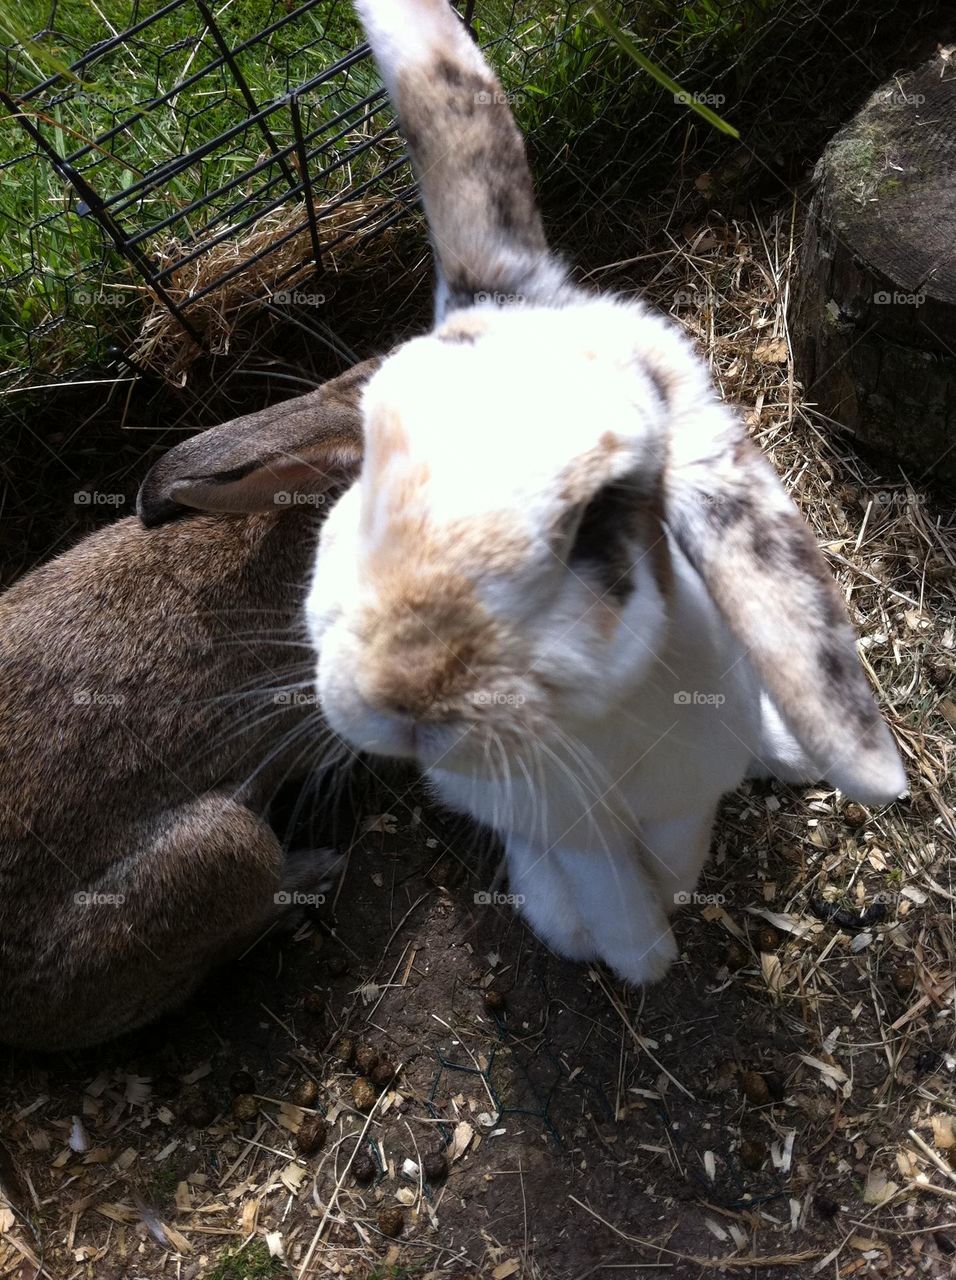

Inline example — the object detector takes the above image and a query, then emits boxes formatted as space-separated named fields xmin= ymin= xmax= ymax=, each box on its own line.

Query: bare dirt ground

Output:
xmin=1 ymin=215 xmax=954 ymax=1280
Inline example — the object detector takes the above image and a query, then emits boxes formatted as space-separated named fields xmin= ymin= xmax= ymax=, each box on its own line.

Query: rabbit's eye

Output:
xmin=567 ymin=470 xmax=653 ymax=605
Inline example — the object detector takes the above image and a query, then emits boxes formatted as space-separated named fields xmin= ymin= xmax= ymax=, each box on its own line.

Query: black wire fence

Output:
xmin=1 ymin=0 xmax=942 ymax=397
xmin=0 ymin=0 xmax=422 ymax=388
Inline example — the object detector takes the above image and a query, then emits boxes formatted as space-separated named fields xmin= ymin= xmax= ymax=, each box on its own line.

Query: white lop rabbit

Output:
xmin=305 ymin=0 xmax=905 ymax=985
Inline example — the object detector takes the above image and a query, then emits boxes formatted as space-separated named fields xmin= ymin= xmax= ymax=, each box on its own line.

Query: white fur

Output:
xmin=305 ymin=302 xmax=822 ymax=985
xmin=307 ymin=1 xmax=903 ymax=985
xmin=353 ymin=0 xmax=484 ymax=105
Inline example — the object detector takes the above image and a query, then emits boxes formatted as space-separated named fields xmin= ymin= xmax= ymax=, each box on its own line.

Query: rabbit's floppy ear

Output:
xmin=354 ymin=0 xmax=568 ymax=319
xmin=664 ymin=406 xmax=905 ymax=806
xmin=137 ymin=358 xmax=381 ymax=527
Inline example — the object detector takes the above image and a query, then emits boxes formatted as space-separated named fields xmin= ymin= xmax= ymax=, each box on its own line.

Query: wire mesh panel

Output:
xmin=0 ymin=0 xmax=414 ymax=387
xmin=0 ymin=0 xmax=943 ymax=394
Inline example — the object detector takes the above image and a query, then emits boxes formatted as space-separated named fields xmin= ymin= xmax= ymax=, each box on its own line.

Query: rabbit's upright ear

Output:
xmin=664 ymin=406 xmax=906 ymax=806
xmin=137 ymin=358 xmax=381 ymax=527
xmin=354 ymin=0 xmax=567 ymax=318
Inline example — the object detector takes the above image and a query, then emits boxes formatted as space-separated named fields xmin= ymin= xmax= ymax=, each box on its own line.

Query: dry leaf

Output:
xmin=279 ymin=1162 xmax=307 ymax=1193
xmin=448 ymin=1121 xmax=474 ymax=1163
xmin=862 ymin=1170 xmax=899 ymax=1206
xmin=931 ymin=1114 xmax=956 ymax=1150
xmin=896 ymin=1149 xmax=918 ymax=1178
xmin=848 ymin=1234 xmax=889 ymax=1254
xmin=276 ymin=1103 xmax=304 ymax=1134
xmin=755 ymin=338 xmax=788 ymax=363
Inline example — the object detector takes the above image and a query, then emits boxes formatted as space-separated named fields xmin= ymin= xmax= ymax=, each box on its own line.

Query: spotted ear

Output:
xmin=353 ymin=0 xmax=567 ymax=319
xmin=664 ymin=407 xmax=905 ymax=805
xmin=137 ymin=358 xmax=382 ymax=527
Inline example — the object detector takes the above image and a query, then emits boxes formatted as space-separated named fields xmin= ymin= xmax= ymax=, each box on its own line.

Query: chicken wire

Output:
xmin=0 ymin=0 xmax=939 ymax=394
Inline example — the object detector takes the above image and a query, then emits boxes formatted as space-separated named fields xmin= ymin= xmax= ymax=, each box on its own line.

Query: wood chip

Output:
xmin=492 ymin=1262 xmax=520 ymax=1279
xmin=931 ymin=1114 xmax=956 ymax=1149
xmin=95 ymin=1202 xmax=139 ymax=1224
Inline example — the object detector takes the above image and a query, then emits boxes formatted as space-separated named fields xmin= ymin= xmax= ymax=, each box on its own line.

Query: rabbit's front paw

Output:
xmin=602 ymin=924 xmax=678 ymax=987
xmin=278 ymin=847 xmax=341 ymax=905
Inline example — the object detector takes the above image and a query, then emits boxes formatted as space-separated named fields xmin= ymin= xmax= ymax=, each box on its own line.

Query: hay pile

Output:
xmin=131 ymin=195 xmax=421 ymax=378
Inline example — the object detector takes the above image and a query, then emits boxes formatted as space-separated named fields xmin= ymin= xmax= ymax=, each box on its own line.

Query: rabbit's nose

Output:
xmin=360 ymin=683 xmax=434 ymax=721
xmin=357 ymin=658 xmax=444 ymax=722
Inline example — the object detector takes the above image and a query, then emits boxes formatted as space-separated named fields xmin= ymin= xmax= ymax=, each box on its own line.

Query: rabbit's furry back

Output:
xmin=0 ymin=360 xmax=376 ymax=1049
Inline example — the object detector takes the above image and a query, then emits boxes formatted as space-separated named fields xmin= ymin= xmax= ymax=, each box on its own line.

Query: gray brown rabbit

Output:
xmin=0 ymin=357 xmax=378 ymax=1050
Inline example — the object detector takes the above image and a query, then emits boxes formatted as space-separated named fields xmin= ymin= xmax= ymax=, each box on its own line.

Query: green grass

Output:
xmin=0 ymin=0 xmax=777 ymax=384
xmin=140 ymin=1164 xmax=181 ymax=1211
xmin=0 ymin=0 xmax=380 ymax=379
xmin=207 ymin=1240 xmax=286 ymax=1280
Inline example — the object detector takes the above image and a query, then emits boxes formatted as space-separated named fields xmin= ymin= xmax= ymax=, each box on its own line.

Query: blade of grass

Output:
xmin=588 ymin=1 xmax=740 ymax=138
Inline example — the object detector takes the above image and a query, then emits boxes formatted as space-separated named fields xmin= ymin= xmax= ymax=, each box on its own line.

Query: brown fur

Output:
xmin=390 ymin=20 xmax=561 ymax=312
xmin=355 ymin=567 xmax=505 ymax=721
xmin=0 ymin=362 xmax=378 ymax=1050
